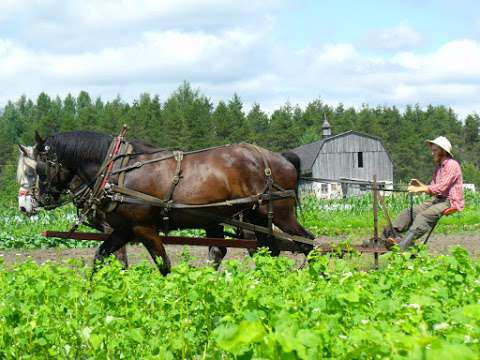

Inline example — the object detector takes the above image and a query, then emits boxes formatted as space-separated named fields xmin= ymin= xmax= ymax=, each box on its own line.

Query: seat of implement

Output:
xmin=442 ymin=207 xmax=457 ymax=216
xmin=423 ymin=206 xmax=458 ymax=245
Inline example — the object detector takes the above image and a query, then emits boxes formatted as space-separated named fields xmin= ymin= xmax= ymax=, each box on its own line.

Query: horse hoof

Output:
xmin=160 ymin=267 xmax=171 ymax=276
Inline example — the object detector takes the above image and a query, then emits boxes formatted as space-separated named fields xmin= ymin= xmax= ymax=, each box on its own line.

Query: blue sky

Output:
xmin=0 ymin=0 xmax=479 ymax=117
xmin=277 ymin=0 xmax=480 ymax=51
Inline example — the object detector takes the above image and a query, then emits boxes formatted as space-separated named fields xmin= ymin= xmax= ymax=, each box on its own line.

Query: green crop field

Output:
xmin=1 ymin=167 xmax=480 ymax=359
xmin=1 ymin=248 xmax=480 ymax=359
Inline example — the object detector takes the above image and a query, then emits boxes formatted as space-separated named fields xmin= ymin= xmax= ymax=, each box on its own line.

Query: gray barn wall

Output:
xmin=312 ymin=133 xmax=393 ymax=182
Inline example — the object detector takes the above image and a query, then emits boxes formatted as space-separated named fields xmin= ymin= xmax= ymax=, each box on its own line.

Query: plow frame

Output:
xmin=43 ymin=175 xmax=392 ymax=265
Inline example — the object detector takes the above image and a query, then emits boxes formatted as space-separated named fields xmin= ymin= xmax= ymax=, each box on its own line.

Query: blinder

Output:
xmin=35 ymin=146 xmax=70 ymax=207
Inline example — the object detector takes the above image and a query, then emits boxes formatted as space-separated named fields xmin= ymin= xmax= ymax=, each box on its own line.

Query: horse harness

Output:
xmin=38 ymin=127 xmax=296 ymax=234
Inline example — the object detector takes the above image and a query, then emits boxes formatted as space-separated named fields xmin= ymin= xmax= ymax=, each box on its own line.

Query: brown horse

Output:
xmin=32 ymin=131 xmax=314 ymax=275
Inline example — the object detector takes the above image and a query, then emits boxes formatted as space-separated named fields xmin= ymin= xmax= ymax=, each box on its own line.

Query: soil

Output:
xmin=1 ymin=232 xmax=478 ymax=269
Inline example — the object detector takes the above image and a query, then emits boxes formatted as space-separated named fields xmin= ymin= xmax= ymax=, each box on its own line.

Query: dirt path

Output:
xmin=1 ymin=232 xmax=478 ymax=268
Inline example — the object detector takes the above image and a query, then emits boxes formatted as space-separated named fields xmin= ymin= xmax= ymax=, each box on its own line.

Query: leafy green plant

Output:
xmin=1 ymin=249 xmax=480 ymax=358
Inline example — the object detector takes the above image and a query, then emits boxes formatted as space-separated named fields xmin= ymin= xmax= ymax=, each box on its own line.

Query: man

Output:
xmin=385 ymin=136 xmax=464 ymax=250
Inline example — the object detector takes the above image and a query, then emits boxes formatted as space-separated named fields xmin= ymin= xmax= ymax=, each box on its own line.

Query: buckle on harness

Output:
xmin=264 ymin=168 xmax=272 ymax=177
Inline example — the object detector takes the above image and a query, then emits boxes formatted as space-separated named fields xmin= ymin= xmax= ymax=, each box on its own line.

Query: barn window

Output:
xmin=321 ymin=184 xmax=328 ymax=194
xmin=357 ymin=152 xmax=364 ymax=168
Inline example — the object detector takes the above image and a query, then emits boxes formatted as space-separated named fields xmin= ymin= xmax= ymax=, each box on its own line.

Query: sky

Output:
xmin=0 ymin=0 xmax=479 ymax=117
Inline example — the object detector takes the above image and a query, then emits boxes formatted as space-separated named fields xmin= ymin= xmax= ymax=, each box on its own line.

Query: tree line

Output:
xmin=1 ymin=82 xmax=479 ymax=185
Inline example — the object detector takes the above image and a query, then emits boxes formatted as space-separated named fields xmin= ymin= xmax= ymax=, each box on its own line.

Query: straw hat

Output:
xmin=426 ymin=136 xmax=453 ymax=157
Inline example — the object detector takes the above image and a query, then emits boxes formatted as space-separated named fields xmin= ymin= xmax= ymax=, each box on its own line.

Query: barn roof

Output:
xmin=290 ymin=130 xmax=388 ymax=175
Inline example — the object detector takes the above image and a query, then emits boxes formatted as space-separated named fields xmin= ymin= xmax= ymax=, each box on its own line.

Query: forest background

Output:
xmin=1 ymin=82 xmax=479 ymax=185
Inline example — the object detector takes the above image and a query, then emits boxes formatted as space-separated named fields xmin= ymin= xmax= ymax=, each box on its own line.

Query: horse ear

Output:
xmin=35 ymin=131 xmax=45 ymax=146
xmin=18 ymin=144 xmax=29 ymax=156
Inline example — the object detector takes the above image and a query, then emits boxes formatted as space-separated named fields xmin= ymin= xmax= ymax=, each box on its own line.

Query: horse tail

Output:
xmin=281 ymin=151 xmax=302 ymax=209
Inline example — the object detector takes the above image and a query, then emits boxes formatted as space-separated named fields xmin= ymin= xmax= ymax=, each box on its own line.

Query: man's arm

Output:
xmin=427 ymin=161 xmax=461 ymax=196
xmin=408 ymin=179 xmax=429 ymax=193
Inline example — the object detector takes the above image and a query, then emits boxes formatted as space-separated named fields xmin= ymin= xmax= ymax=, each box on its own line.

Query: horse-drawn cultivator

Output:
xmin=43 ymin=175 xmax=392 ymax=267
xmin=23 ymin=125 xmax=401 ymax=270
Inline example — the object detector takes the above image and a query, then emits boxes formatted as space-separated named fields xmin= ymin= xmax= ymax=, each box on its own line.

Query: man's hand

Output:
xmin=408 ymin=178 xmax=429 ymax=193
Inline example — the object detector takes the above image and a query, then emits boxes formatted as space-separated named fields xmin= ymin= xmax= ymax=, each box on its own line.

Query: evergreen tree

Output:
xmin=99 ymin=96 xmax=124 ymax=134
xmin=0 ymin=87 xmax=478 ymax=184
xmin=77 ymin=91 xmax=96 ymax=130
xmin=0 ymin=102 xmax=19 ymax=166
xmin=212 ymin=101 xmax=231 ymax=143
xmin=266 ymin=104 xmax=299 ymax=151
xmin=246 ymin=103 xmax=269 ymax=146
xmin=36 ymin=92 xmax=58 ymax=135
xmin=60 ymin=94 xmax=76 ymax=132
xmin=464 ymin=114 xmax=479 ymax=146
xmin=226 ymin=94 xmax=248 ymax=143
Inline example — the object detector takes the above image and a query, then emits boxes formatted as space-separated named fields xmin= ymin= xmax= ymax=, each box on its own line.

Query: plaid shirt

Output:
xmin=428 ymin=158 xmax=464 ymax=211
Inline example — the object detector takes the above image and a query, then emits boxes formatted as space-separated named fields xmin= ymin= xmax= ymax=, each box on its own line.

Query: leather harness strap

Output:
xmin=164 ymin=151 xmax=183 ymax=204
xmin=110 ymin=144 xmax=231 ymax=176
xmin=108 ymin=184 xmax=295 ymax=209
xmin=64 ymin=130 xmax=296 ymax=231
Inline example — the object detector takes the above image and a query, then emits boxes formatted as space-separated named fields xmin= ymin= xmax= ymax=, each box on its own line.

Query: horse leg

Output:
xmin=133 ymin=225 xmax=171 ymax=276
xmin=113 ymin=246 xmax=129 ymax=269
xmin=244 ymin=211 xmax=281 ymax=256
xmin=239 ymin=229 xmax=257 ymax=257
xmin=206 ymin=224 xmax=227 ymax=270
xmin=92 ymin=229 xmax=131 ymax=276
xmin=93 ymin=220 xmax=129 ymax=269
xmin=272 ymin=206 xmax=315 ymax=255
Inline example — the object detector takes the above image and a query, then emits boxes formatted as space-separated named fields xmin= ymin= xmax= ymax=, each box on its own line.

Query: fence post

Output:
xmin=372 ymin=175 xmax=379 ymax=269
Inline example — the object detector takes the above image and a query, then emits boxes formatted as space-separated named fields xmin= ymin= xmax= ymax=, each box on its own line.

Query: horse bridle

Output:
xmin=35 ymin=146 xmax=73 ymax=208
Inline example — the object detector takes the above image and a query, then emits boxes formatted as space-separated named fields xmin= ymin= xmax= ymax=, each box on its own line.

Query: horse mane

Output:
xmin=17 ymin=146 xmax=35 ymax=184
xmin=43 ymin=131 xmax=163 ymax=166
xmin=44 ymin=131 xmax=113 ymax=165
xmin=17 ymin=152 xmax=27 ymax=184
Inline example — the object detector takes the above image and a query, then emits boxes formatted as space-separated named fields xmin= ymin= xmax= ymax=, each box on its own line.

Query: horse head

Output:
xmin=17 ymin=144 xmax=38 ymax=214
xmin=33 ymin=131 xmax=75 ymax=209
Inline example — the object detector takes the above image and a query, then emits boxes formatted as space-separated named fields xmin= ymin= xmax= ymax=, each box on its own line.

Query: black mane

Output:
xmin=44 ymin=131 xmax=113 ymax=166
xmin=44 ymin=131 xmax=161 ymax=166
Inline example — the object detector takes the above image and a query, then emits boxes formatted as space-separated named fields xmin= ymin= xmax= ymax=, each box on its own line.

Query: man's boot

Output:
xmin=399 ymin=231 xmax=416 ymax=251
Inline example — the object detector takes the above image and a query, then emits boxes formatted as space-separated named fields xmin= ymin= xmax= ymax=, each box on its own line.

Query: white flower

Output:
xmin=433 ymin=322 xmax=449 ymax=331
xmin=224 ymin=270 xmax=233 ymax=282
xmin=361 ymin=319 xmax=369 ymax=325
xmin=81 ymin=327 xmax=92 ymax=339
xmin=406 ymin=303 xmax=421 ymax=310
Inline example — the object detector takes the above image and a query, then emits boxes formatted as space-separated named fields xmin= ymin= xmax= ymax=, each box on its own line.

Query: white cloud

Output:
xmin=366 ymin=24 xmax=424 ymax=51
xmin=0 ymin=3 xmax=479 ymax=119
xmin=0 ymin=26 xmax=273 ymax=105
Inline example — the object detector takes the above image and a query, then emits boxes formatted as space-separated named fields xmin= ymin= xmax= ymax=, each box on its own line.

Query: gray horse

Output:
xmin=16 ymin=144 xmax=129 ymax=267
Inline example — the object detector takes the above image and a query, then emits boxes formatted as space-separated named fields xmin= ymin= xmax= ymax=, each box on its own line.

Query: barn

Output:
xmin=291 ymin=117 xmax=394 ymax=198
